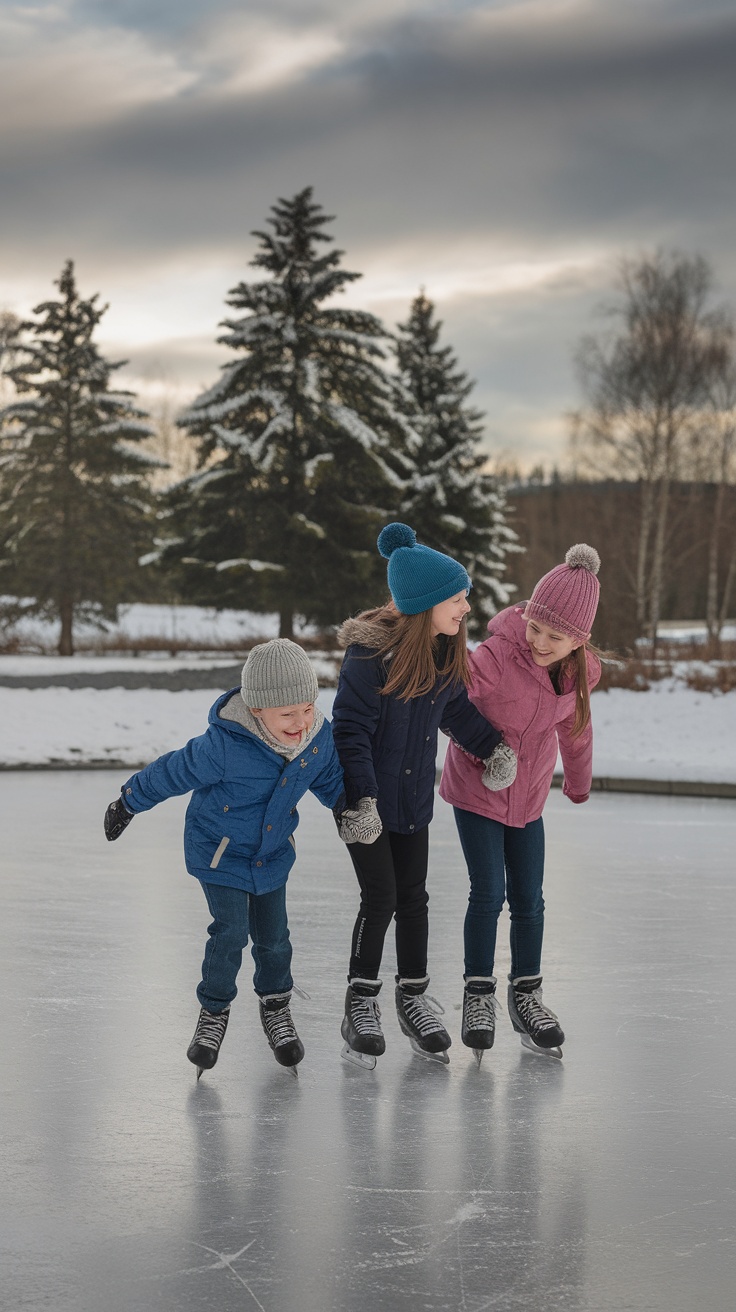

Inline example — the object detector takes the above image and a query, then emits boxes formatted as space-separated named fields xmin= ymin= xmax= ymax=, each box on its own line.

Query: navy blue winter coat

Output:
xmin=121 ymin=690 xmax=344 ymax=894
xmin=331 ymin=618 xmax=502 ymax=835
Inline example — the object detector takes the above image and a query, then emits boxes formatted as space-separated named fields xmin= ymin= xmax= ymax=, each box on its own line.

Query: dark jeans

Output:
xmin=453 ymin=807 xmax=545 ymax=981
xmin=196 ymin=880 xmax=293 ymax=1013
xmin=346 ymin=827 xmax=430 ymax=981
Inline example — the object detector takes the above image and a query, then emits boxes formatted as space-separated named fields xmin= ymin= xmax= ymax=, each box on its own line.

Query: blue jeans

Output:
xmin=453 ymin=808 xmax=545 ymax=981
xmin=197 ymin=881 xmax=293 ymax=1013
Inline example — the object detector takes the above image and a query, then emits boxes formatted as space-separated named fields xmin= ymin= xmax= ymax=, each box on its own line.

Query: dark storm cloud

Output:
xmin=2 ymin=2 xmax=734 ymax=261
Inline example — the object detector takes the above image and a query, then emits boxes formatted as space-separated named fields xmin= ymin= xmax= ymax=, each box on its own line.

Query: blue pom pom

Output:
xmin=377 ymin=522 xmax=416 ymax=558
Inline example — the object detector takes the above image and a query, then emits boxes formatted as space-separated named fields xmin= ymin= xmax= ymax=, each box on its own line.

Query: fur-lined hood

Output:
xmin=337 ymin=614 xmax=392 ymax=651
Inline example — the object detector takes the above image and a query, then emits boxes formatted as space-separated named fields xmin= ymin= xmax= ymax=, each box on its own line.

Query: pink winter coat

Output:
xmin=439 ymin=605 xmax=601 ymax=828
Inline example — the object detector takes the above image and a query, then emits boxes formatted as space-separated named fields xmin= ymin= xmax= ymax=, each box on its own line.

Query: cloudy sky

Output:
xmin=1 ymin=0 xmax=734 ymax=468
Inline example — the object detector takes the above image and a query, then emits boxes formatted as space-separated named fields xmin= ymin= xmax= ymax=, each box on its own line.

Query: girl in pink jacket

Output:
xmin=439 ymin=544 xmax=602 ymax=1061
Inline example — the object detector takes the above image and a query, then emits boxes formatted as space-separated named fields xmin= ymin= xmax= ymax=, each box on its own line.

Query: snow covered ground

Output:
xmin=1 ymin=680 xmax=734 ymax=784
xmin=2 ymin=775 xmax=735 ymax=1312
xmin=1 ymin=601 xmax=310 ymax=650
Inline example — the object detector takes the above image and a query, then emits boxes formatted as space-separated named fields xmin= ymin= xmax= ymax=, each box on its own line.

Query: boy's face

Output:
xmin=251 ymin=702 xmax=316 ymax=746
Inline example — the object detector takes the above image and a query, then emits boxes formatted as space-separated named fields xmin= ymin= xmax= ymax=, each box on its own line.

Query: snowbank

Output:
xmin=1 ymin=681 xmax=734 ymax=783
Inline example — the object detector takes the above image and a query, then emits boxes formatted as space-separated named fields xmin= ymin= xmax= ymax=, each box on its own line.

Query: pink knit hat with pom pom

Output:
xmin=524 ymin=544 xmax=601 ymax=642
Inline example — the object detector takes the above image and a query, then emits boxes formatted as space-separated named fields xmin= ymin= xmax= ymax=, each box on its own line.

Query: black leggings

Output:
xmin=346 ymin=827 xmax=430 ymax=981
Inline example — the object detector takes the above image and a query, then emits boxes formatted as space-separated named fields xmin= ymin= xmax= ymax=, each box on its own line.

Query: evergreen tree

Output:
xmin=0 ymin=262 xmax=159 ymax=654
xmin=394 ymin=292 xmax=520 ymax=634
xmin=163 ymin=188 xmax=413 ymax=636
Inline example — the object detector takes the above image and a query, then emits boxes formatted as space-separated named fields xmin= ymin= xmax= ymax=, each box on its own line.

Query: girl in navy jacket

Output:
xmin=332 ymin=523 xmax=516 ymax=1068
xmin=104 ymin=639 xmax=344 ymax=1077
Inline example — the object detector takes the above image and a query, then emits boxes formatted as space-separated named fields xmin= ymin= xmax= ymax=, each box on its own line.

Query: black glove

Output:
xmin=104 ymin=796 xmax=135 ymax=842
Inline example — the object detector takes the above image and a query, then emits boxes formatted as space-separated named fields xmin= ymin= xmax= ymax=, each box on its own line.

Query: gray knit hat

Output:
xmin=240 ymin=639 xmax=318 ymax=709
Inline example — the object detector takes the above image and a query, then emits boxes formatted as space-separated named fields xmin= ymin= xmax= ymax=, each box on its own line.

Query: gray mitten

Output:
xmin=338 ymin=796 xmax=383 ymax=845
xmin=481 ymin=742 xmax=518 ymax=792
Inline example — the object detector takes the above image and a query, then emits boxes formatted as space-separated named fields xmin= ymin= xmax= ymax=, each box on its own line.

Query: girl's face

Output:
xmin=251 ymin=702 xmax=315 ymax=745
xmin=524 ymin=618 xmax=587 ymax=667
xmin=430 ymin=590 xmax=471 ymax=637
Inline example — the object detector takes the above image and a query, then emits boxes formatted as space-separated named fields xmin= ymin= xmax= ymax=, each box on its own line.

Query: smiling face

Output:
xmin=251 ymin=702 xmax=315 ymax=745
xmin=430 ymin=590 xmax=471 ymax=637
xmin=524 ymin=617 xmax=588 ymax=667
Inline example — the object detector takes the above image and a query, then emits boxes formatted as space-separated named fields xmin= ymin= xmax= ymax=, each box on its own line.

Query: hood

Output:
xmin=337 ymin=614 xmax=393 ymax=651
xmin=486 ymin=604 xmax=529 ymax=647
xmin=210 ymin=689 xmax=324 ymax=760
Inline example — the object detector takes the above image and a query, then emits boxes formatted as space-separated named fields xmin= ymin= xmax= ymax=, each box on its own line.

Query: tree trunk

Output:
xmin=279 ymin=608 xmax=294 ymax=640
xmin=718 ymin=540 xmax=736 ymax=634
xmin=636 ymin=479 xmax=655 ymax=632
xmin=58 ymin=595 xmax=74 ymax=655
xmin=647 ymin=472 xmax=671 ymax=654
xmin=705 ymin=481 xmax=724 ymax=642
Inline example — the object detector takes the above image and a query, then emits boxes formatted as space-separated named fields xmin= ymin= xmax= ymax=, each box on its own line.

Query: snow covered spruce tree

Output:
xmin=0 ymin=261 xmax=159 ymax=654
xmin=393 ymin=291 xmax=519 ymax=634
xmin=164 ymin=188 xmax=412 ymax=636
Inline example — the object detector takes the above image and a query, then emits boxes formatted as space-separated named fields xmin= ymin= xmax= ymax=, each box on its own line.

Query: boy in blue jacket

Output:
xmin=104 ymin=639 xmax=359 ymax=1077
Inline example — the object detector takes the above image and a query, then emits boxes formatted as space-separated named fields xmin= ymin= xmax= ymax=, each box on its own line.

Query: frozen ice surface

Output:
xmin=2 ymin=776 xmax=735 ymax=1312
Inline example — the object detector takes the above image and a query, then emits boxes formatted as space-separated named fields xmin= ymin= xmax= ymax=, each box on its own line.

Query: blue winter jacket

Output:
xmin=331 ymin=617 xmax=503 ymax=835
xmin=121 ymin=689 xmax=345 ymax=894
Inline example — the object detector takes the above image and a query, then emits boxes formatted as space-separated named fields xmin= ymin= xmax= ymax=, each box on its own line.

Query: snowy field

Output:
xmin=2 ymin=775 xmax=735 ymax=1312
xmin=1 ymin=681 xmax=734 ymax=785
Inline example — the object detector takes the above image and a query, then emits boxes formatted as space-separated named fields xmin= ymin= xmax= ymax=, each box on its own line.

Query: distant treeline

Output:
xmin=506 ymin=479 xmax=736 ymax=651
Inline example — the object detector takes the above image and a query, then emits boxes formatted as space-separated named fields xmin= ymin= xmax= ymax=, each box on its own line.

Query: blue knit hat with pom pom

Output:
xmin=377 ymin=523 xmax=471 ymax=615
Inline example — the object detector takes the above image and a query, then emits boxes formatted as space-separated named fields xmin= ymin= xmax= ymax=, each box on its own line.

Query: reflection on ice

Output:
xmin=1 ymin=774 xmax=734 ymax=1311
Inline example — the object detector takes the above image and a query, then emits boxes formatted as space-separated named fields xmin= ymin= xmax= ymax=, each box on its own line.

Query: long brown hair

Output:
xmin=358 ymin=601 xmax=470 ymax=700
xmin=551 ymin=641 xmax=607 ymax=738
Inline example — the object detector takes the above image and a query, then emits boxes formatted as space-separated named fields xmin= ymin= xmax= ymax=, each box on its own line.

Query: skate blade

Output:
xmin=409 ymin=1038 xmax=450 ymax=1065
xmin=473 ymin=1049 xmax=484 ymax=1069
xmin=196 ymin=1067 xmax=205 ymax=1082
xmin=519 ymin=1034 xmax=563 ymax=1060
xmin=341 ymin=1041 xmax=377 ymax=1071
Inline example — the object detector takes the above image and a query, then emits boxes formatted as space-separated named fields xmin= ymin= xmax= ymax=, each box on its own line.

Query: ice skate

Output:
xmin=461 ymin=977 xmax=497 ymax=1068
xmin=259 ymin=991 xmax=304 ymax=1076
xmin=507 ymin=976 xmax=564 ymax=1059
xmin=187 ymin=1005 xmax=230 ymax=1080
xmin=395 ymin=977 xmax=451 ymax=1065
xmin=341 ymin=979 xmax=385 ymax=1070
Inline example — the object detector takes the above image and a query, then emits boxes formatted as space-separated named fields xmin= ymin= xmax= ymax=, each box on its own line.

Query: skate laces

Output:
xmin=514 ymin=987 xmax=559 ymax=1032
xmin=465 ymin=992 xmax=497 ymax=1030
xmin=194 ymin=1008 xmax=229 ymax=1050
xmin=401 ymin=992 xmax=447 ymax=1037
xmin=262 ymin=1004 xmax=298 ymax=1047
xmin=350 ymin=994 xmax=382 ymax=1036
xmin=262 ymin=1002 xmax=296 ymax=1044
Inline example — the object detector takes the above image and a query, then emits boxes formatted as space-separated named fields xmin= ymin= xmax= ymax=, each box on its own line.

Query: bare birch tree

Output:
xmin=572 ymin=251 xmax=727 ymax=647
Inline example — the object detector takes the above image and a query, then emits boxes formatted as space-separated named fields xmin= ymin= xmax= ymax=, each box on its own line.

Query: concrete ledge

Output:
xmin=2 ymin=761 xmax=735 ymax=800
xmin=551 ymin=774 xmax=736 ymax=800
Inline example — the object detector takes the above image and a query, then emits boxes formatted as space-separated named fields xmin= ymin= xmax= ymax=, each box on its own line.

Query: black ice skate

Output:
xmin=507 ymin=976 xmax=564 ymax=1059
xmin=395 ymin=977 xmax=451 ymax=1065
xmin=187 ymin=1005 xmax=230 ymax=1080
xmin=462 ymin=977 xmax=497 ymax=1068
xmin=341 ymin=979 xmax=386 ymax=1070
xmin=259 ymin=992 xmax=305 ymax=1076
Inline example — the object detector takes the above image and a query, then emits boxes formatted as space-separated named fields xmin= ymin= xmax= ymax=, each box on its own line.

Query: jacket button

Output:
xmin=405 ymin=768 xmax=412 ymax=775
xmin=281 ymin=779 xmax=288 ymax=787
xmin=300 ymin=759 xmax=307 ymax=768
xmin=409 ymin=824 xmax=415 ymax=831
xmin=256 ymin=860 xmax=262 ymax=867
xmin=266 ymin=824 xmax=272 ymax=831
xmin=223 ymin=805 xmax=229 ymax=812
xmin=312 ymin=747 xmax=318 ymax=754
xmin=425 ymin=736 xmax=430 ymax=742
xmin=125 ymin=788 xmax=132 ymax=795
xmin=290 ymin=807 xmax=295 ymax=814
